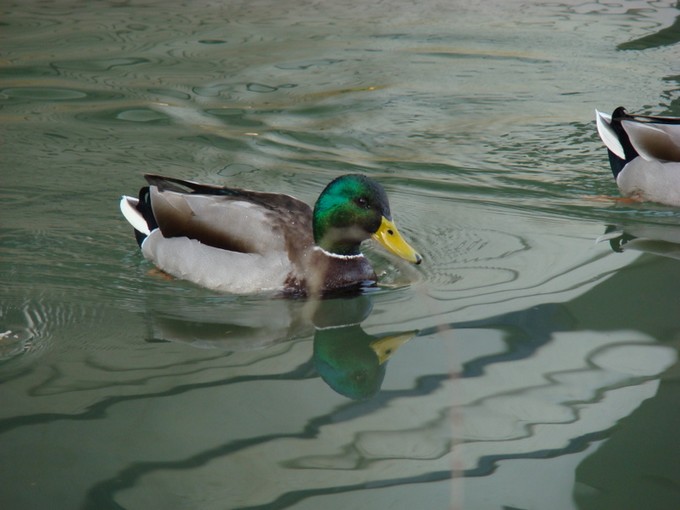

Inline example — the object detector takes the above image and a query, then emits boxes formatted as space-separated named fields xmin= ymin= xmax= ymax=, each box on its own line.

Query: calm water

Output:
xmin=2 ymin=1 xmax=680 ymax=509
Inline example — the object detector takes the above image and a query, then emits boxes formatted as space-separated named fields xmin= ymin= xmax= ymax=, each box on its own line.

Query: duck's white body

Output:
xmin=595 ymin=108 xmax=680 ymax=206
xmin=121 ymin=194 xmax=293 ymax=293
xmin=615 ymin=157 xmax=680 ymax=204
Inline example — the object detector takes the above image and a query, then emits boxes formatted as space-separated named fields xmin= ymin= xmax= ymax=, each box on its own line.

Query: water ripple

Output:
xmin=0 ymin=298 xmax=100 ymax=366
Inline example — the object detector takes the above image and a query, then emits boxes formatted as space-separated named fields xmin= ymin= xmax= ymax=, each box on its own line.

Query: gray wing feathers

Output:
xmin=149 ymin=187 xmax=287 ymax=254
xmin=622 ymin=120 xmax=680 ymax=163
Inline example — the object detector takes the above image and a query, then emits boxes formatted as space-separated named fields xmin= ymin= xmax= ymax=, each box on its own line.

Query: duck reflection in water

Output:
xmin=144 ymin=293 xmax=416 ymax=400
xmin=598 ymin=223 xmax=680 ymax=261
xmin=311 ymin=295 xmax=415 ymax=399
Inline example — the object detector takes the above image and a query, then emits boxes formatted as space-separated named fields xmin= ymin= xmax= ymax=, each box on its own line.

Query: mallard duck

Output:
xmin=120 ymin=174 xmax=422 ymax=296
xmin=595 ymin=107 xmax=680 ymax=206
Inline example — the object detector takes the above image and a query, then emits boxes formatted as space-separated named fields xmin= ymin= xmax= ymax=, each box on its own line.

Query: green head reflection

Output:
xmin=312 ymin=295 xmax=416 ymax=400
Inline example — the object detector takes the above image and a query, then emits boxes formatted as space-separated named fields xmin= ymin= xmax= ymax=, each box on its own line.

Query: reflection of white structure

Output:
xmin=450 ymin=334 xmax=674 ymax=509
xmin=0 ymin=208 xmax=677 ymax=510
xmin=1 ymin=216 xmax=678 ymax=509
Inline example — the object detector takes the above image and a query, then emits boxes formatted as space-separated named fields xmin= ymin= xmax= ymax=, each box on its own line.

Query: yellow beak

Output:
xmin=371 ymin=216 xmax=422 ymax=264
xmin=370 ymin=331 xmax=417 ymax=364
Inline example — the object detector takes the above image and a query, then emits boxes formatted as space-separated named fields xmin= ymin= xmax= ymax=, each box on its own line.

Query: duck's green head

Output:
xmin=313 ymin=174 xmax=422 ymax=263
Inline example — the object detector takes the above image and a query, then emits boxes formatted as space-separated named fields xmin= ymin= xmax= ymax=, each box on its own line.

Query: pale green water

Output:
xmin=2 ymin=1 xmax=680 ymax=509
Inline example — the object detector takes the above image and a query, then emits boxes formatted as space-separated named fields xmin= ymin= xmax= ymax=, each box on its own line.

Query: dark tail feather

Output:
xmin=607 ymin=106 xmax=640 ymax=178
xmin=144 ymin=173 xmax=242 ymax=197
xmin=134 ymin=186 xmax=157 ymax=247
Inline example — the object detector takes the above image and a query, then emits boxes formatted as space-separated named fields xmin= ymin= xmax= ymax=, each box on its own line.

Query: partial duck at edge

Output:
xmin=595 ymin=107 xmax=680 ymax=206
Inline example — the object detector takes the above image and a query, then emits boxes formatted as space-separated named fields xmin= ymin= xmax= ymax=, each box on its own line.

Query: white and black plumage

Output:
xmin=595 ymin=107 xmax=680 ymax=206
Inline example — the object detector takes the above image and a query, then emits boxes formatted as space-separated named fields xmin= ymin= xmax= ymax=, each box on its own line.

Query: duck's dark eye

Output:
xmin=356 ymin=196 xmax=369 ymax=208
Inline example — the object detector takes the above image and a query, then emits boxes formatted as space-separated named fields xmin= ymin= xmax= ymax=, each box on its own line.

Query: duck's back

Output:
xmin=140 ymin=176 xmax=316 ymax=293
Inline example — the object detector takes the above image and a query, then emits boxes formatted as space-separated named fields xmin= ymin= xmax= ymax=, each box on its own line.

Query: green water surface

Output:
xmin=2 ymin=1 xmax=680 ymax=509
